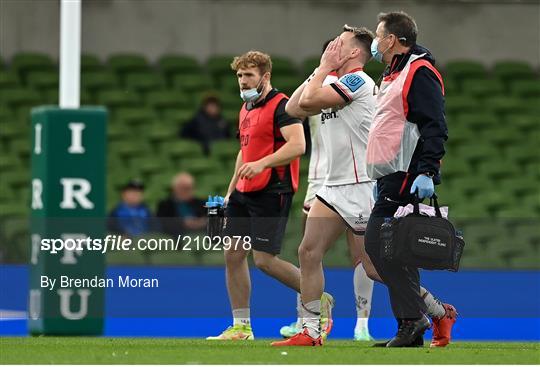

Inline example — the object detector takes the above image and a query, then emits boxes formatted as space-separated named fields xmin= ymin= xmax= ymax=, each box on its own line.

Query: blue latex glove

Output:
xmin=410 ymin=174 xmax=434 ymax=199
xmin=373 ymin=184 xmax=379 ymax=201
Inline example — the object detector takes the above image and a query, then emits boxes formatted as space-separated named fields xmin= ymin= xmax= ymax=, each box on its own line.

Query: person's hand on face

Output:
xmin=320 ymin=37 xmax=353 ymax=72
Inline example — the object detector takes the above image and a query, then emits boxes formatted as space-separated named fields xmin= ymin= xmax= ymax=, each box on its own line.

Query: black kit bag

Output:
xmin=380 ymin=195 xmax=465 ymax=272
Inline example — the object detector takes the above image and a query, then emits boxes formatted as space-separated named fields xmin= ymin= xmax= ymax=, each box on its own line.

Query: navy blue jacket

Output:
xmin=384 ymin=44 xmax=448 ymax=184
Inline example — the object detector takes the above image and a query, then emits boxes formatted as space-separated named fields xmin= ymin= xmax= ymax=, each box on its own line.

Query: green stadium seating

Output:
xmin=81 ymin=71 xmax=119 ymax=91
xmin=0 ymin=88 xmax=41 ymax=109
xmin=510 ymin=255 xmax=540 ymax=269
xmin=444 ymin=96 xmax=479 ymax=115
xmin=162 ymin=108 xmax=193 ymax=127
xmin=146 ymin=90 xmax=193 ymax=110
xmin=107 ymin=53 xmax=149 ymax=75
xmin=509 ymin=80 xmax=540 ymax=98
xmin=206 ymin=55 xmax=235 ymax=78
xmin=11 ymin=52 xmax=55 ymax=79
xmin=159 ymin=139 xmax=203 ymax=160
xmin=26 ymin=72 xmax=59 ymax=90
xmin=0 ymin=203 xmax=27 ymax=218
xmin=158 ymin=54 xmax=202 ymax=76
xmin=440 ymin=158 xmax=471 ymax=179
xmin=493 ymin=61 xmax=536 ymax=82
xmin=215 ymin=92 xmax=242 ymax=110
xmin=179 ymin=157 xmax=219 ymax=176
xmin=146 ymin=122 xmax=179 ymax=144
xmin=0 ymin=72 xmax=21 ymax=89
xmin=442 ymin=78 xmax=459 ymax=96
xmin=109 ymin=140 xmax=151 ymax=160
xmin=211 ymin=140 xmax=239 ymax=162
xmin=504 ymin=145 xmax=539 ymax=165
xmin=483 ymin=96 xmax=523 ymax=115
xmin=506 ymin=114 xmax=540 ymax=132
xmin=81 ymin=53 xmax=103 ymax=72
xmin=219 ymin=75 xmax=240 ymax=93
xmin=113 ymin=107 xmax=157 ymax=127
xmin=444 ymin=60 xmax=487 ymax=80
xmin=461 ymin=79 xmax=505 ymax=98
xmin=270 ymin=56 xmax=298 ymax=77
xmin=302 ymin=56 xmax=319 ymax=77
xmin=456 ymin=143 xmax=500 ymax=165
xmin=272 ymin=76 xmax=303 ymax=96
xmin=455 ymin=112 xmax=498 ymax=131
xmin=172 ymin=74 xmax=214 ymax=93
xmin=364 ymin=62 xmax=386 ymax=81
xmin=124 ymin=72 xmax=166 ymax=93
xmin=97 ymin=89 xmax=141 ymax=108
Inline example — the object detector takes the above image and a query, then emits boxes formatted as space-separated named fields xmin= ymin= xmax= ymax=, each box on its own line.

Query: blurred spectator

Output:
xmin=156 ymin=172 xmax=207 ymax=238
xmin=108 ymin=180 xmax=153 ymax=236
xmin=180 ymin=95 xmax=230 ymax=155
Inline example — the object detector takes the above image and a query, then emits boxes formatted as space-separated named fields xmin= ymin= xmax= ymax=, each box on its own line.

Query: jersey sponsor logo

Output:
xmin=339 ymin=74 xmax=365 ymax=93
xmin=321 ymin=111 xmax=337 ymax=123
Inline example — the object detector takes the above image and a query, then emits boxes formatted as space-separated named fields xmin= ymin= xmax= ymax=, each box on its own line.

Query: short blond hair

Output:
xmin=230 ymin=51 xmax=272 ymax=75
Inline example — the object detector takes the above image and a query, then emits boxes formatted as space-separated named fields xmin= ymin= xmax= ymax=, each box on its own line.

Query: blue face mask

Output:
xmin=370 ymin=38 xmax=384 ymax=63
xmin=240 ymin=76 xmax=265 ymax=102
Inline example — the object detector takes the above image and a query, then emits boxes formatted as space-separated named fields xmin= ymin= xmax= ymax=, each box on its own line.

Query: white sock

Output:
xmin=420 ymin=287 xmax=445 ymax=319
xmin=295 ymin=293 xmax=302 ymax=329
xmin=232 ymin=308 xmax=250 ymax=326
xmin=300 ymin=299 xmax=321 ymax=339
xmin=353 ymin=262 xmax=373 ymax=331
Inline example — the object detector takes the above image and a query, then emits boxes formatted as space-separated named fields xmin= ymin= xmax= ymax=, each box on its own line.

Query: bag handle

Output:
xmin=413 ymin=191 xmax=442 ymax=218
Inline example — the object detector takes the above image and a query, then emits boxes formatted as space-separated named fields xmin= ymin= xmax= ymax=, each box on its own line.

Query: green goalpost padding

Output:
xmin=28 ymin=106 xmax=107 ymax=335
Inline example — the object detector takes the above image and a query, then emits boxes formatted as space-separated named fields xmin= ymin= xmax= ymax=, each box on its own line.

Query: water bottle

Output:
xmin=206 ymin=195 xmax=225 ymax=243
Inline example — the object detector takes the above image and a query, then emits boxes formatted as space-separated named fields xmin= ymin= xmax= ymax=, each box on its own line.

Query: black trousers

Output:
xmin=365 ymin=171 xmax=427 ymax=319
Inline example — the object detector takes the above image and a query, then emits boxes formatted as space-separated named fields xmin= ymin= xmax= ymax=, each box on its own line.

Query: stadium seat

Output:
xmin=162 ymin=108 xmax=193 ymax=127
xmin=270 ymin=56 xmax=298 ymax=77
xmin=96 ymin=89 xmax=141 ymax=108
xmin=493 ymin=61 xmax=537 ymax=82
xmin=455 ymin=112 xmax=499 ymax=131
xmin=107 ymin=53 xmax=149 ymax=75
xmin=11 ymin=52 xmax=55 ymax=80
xmin=272 ymin=76 xmax=303 ymax=96
xmin=456 ymin=143 xmax=500 ymax=165
xmin=215 ymin=92 xmax=242 ymax=110
xmin=0 ymin=71 xmax=21 ymax=89
xmin=504 ymin=145 xmax=539 ymax=165
xmin=364 ymin=62 xmax=386 ymax=81
xmin=114 ymin=107 xmax=157 ymax=127
xmin=81 ymin=71 xmax=119 ymax=92
xmin=206 ymin=55 xmax=235 ymax=78
xmin=440 ymin=158 xmax=471 ymax=180
xmin=219 ymin=74 xmax=240 ymax=93
xmin=302 ymin=56 xmax=319 ymax=77
xmin=25 ymin=72 xmax=59 ymax=90
xmin=483 ymin=96 xmax=523 ymax=115
xmin=81 ymin=53 xmax=103 ymax=72
xmin=146 ymin=122 xmax=179 ymax=144
xmin=123 ymin=72 xmax=166 ymax=93
xmin=211 ymin=140 xmax=239 ymax=162
xmin=172 ymin=74 xmax=214 ymax=93
xmin=461 ymin=79 xmax=505 ymax=98
xmin=444 ymin=60 xmax=487 ymax=80
xmin=146 ymin=90 xmax=193 ymax=110
xmin=509 ymin=80 xmax=540 ymax=99
xmin=179 ymin=157 xmax=219 ymax=176
xmin=444 ymin=95 xmax=479 ymax=115
xmin=506 ymin=114 xmax=540 ymax=132
xmin=159 ymin=139 xmax=203 ymax=160
xmin=0 ymin=88 xmax=41 ymax=109
xmin=158 ymin=54 xmax=202 ymax=76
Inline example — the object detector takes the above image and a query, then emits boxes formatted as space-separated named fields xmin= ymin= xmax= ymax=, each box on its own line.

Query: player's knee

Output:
xmin=252 ymin=252 xmax=274 ymax=273
xmin=298 ymin=241 xmax=322 ymax=265
xmin=224 ymin=247 xmax=246 ymax=265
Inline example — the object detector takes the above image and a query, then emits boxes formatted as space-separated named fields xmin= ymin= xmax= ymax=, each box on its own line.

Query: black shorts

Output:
xmin=223 ymin=189 xmax=293 ymax=255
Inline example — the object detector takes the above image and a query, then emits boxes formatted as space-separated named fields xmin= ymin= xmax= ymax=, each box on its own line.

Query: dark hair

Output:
xmin=202 ymin=95 xmax=221 ymax=107
xmin=342 ymin=24 xmax=375 ymax=61
xmin=377 ymin=11 xmax=417 ymax=47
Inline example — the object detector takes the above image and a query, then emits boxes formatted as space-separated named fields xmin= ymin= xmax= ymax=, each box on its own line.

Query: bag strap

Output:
xmin=413 ymin=192 xmax=442 ymax=218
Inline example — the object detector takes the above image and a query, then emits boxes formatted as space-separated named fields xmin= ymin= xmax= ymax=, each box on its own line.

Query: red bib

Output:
xmin=236 ymin=93 xmax=300 ymax=193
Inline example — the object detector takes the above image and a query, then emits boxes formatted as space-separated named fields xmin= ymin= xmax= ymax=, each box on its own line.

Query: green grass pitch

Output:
xmin=1 ymin=337 xmax=539 ymax=364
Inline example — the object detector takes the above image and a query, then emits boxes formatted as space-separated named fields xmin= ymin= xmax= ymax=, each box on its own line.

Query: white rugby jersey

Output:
xmin=307 ymin=73 xmax=337 ymax=183
xmin=320 ymin=68 xmax=376 ymax=186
